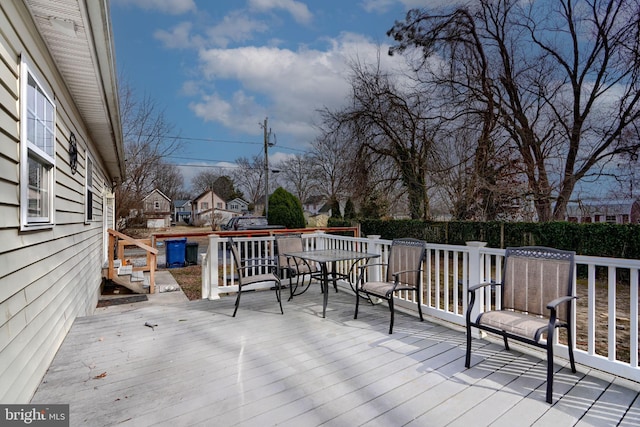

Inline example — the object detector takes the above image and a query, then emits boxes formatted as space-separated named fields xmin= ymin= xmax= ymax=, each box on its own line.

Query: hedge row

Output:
xmin=341 ymin=219 xmax=640 ymax=259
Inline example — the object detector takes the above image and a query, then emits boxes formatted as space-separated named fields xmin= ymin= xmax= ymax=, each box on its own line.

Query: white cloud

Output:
xmin=178 ymin=161 xmax=240 ymax=191
xmin=154 ymin=21 xmax=202 ymax=49
xmin=361 ymin=0 xmax=472 ymax=13
xmin=248 ymin=0 xmax=313 ymax=24
xmin=113 ymin=0 xmax=196 ymax=15
xmin=205 ymin=11 xmax=269 ymax=48
xmin=189 ymin=32 xmax=404 ymax=145
xmin=360 ymin=0 xmax=397 ymax=13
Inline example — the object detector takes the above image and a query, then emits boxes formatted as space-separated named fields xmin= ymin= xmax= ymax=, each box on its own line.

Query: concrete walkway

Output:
xmin=95 ymin=270 xmax=189 ymax=315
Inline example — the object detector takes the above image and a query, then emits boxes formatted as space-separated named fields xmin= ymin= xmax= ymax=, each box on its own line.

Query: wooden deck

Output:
xmin=32 ymin=286 xmax=640 ymax=426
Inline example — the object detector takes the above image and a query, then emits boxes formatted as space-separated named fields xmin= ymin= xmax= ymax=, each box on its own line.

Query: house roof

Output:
xmin=193 ymin=189 xmax=224 ymax=202
xmin=173 ymin=200 xmax=191 ymax=208
xmin=23 ymin=0 xmax=125 ymax=182
xmin=227 ymin=197 xmax=249 ymax=205
xmin=566 ymin=199 xmax=638 ymax=216
xmin=142 ymin=189 xmax=170 ymax=202
xmin=304 ymin=195 xmax=327 ymax=205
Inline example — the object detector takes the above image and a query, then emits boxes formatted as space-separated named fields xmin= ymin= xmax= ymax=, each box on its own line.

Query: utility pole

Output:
xmin=263 ymin=117 xmax=269 ymax=218
xmin=261 ymin=117 xmax=275 ymax=218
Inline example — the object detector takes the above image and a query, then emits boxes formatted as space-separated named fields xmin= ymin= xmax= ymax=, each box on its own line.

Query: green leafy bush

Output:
xmin=267 ymin=187 xmax=306 ymax=229
xmin=359 ymin=219 xmax=640 ymax=259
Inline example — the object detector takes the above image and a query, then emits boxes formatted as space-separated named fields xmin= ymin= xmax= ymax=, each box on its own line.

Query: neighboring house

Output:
xmin=566 ymin=199 xmax=640 ymax=224
xmin=303 ymin=195 xmax=328 ymax=216
xmin=174 ymin=199 xmax=192 ymax=224
xmin=192 ymin=190 xmax=227 ymax=226
xmin=142 ymin=189 xmax=172 ymax=228
xmin=0 ymin=1 xmax=125 ymax=403
xmin=306 ymin=201 xmax=331 ymax=227
xmin=226 ymin=197 xmax=249 ymax=213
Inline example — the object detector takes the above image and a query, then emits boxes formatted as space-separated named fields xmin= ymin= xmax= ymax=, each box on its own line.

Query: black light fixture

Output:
xmin=69 ymin=132 xmax=78 ymax=175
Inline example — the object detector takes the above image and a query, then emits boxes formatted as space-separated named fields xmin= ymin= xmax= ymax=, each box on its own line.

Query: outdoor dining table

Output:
xmin=283 ymin=248 xmax=380 ymax=318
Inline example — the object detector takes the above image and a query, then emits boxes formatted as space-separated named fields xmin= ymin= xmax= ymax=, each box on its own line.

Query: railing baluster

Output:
xmin=608 ymin=266 xmax=617 ymax=361
xmin=200 ymin=232 xmax=640 ymax=383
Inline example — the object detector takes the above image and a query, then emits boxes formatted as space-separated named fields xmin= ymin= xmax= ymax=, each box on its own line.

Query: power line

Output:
xmin=164 ymin=135 xmax=261 ymax=145
xmin=165 ymin=155 xmax=240 ymax=164
xmin=160 ymin=134 xmax=310 ymax=154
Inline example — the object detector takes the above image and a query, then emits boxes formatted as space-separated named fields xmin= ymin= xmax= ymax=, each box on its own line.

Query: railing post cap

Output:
xmin=368 ymin=235 xmax=381 ymax=240
xmin=466 ymin=241 xmax=487 ymax=248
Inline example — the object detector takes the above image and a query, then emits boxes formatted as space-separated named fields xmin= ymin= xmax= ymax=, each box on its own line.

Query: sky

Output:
xmin=109 ymin=0 xmax=442 ymax=188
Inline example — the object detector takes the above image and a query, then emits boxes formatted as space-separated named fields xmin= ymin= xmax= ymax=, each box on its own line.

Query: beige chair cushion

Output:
xmin=478 ymin=310 xmax=548 ymax=341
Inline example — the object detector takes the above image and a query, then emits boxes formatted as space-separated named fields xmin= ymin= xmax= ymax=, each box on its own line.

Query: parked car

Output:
xmin=223 ymin=216 xmax=285 ymax=231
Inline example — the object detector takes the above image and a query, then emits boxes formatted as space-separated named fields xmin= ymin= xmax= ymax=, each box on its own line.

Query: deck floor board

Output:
xmin=32 ymin=286 xmax=639 ymax=426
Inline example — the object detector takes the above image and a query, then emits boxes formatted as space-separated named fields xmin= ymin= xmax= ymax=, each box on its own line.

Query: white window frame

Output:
xmin=20 ymin=55 xmax=56 ymax=230
xmin=85 ymin=151 xmax=94 ymax=223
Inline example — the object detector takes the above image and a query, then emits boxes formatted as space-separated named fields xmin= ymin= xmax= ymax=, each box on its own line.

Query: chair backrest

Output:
xmin=385 ymin=238 xmax=426 ymax=287
xmin=274 ymin=233 xmax=303 ymax=269
xmin=502 ymin=246 xmax=575 ymax=321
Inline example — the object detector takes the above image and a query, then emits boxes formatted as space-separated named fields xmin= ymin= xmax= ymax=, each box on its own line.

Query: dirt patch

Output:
xmin=168 ymin=265 xmax=202 ymax=300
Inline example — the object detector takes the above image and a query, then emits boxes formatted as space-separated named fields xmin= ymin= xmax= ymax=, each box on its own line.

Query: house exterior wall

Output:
xmin=0 ymin=1 xmax=121 ymax=403
xmin=226 ymin=198 xmax=248 ymax=213
xmin=566 ymin=200 xmax=639 ymax=224
xmin=193 ymin=191 xmax=226 ymax=220
xmin=143 ymin=190 xmax=171 ymax=213
xmin=142 ymin=189 xmax=171 ymax=227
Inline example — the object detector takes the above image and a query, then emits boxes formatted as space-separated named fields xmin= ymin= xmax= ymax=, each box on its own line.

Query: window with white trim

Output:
xmin=20 ymin=56 xmax=56 ymax=230
xmin=86 ymin=153 xmax=94 ymax=222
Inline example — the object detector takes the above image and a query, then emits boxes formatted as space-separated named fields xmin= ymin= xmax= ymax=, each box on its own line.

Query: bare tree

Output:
xmin=388 ymin=0 xmax=640 ymax=221
xmin=324 ymin=57 xmax=438 ymax=219
xmin=191 ymin=169 xmax=241 ymax=200
xmin=115 ymin=80 xmax=183 ymax=222
xmin=233 ymin=156 xmax=265 ymax=208
xmin=191 ymin=169 xmax=223 ymax=195
xmin=310 ymin=119 xmax=359 ymax=212
xmin=274 ymin=154 xmax=318 ymax=205
xmin=154 ymin=162 xmax=184 ymax=202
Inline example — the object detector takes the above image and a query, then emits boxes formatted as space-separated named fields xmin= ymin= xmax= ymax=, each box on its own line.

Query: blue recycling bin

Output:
xmin=165 ymin=238 xmax=187 ymax=268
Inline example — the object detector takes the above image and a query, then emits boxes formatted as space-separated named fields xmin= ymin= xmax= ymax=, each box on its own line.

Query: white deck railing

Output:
xmin=201 ymin=232 xmax=640 ymax=384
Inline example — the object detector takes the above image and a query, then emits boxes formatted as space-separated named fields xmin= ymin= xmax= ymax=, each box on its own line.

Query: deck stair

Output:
xmin=104 ymin=229 xmax=158 ymax=294
xmin=103 ymin=259 xmax=150 ymax=294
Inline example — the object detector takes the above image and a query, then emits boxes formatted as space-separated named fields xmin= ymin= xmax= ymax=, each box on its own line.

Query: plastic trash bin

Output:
xmin=185 ymin=242 xmax=198 ymax=266
xmin=165 ymin=238 xmax=187 ymax=268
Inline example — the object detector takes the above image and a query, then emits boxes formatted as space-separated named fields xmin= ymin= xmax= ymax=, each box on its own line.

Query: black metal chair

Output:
xmin=354 ymin=238 xmax=426 ymax=334
xmin=465 ymin=246 xmax=577 ymax=403
xmin=274 ymin=233 xmax=323 ymax=300
xmin=228 ymin=238 xmax=283 ymax=317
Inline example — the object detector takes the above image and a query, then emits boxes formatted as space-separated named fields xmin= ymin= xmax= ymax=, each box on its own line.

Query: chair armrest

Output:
xmin=391 ymin=269 xmax=422 ymax=280
xmin=357 ymin=262 xmax=387 ymax=272
xmin=238 ymin=256 xmax=278 ymax=272
xmin=240 ymin=256 xmax=277 ymax=265
xmin=468 ymin=281 xmax=498 ymax=292
xmin=286 ymin=255 xmax=316 ymax=270
xmin=547 ymin=295 xmax=577 ymax=309
xmin=238 ymin=263 xmax=278 ymax=271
